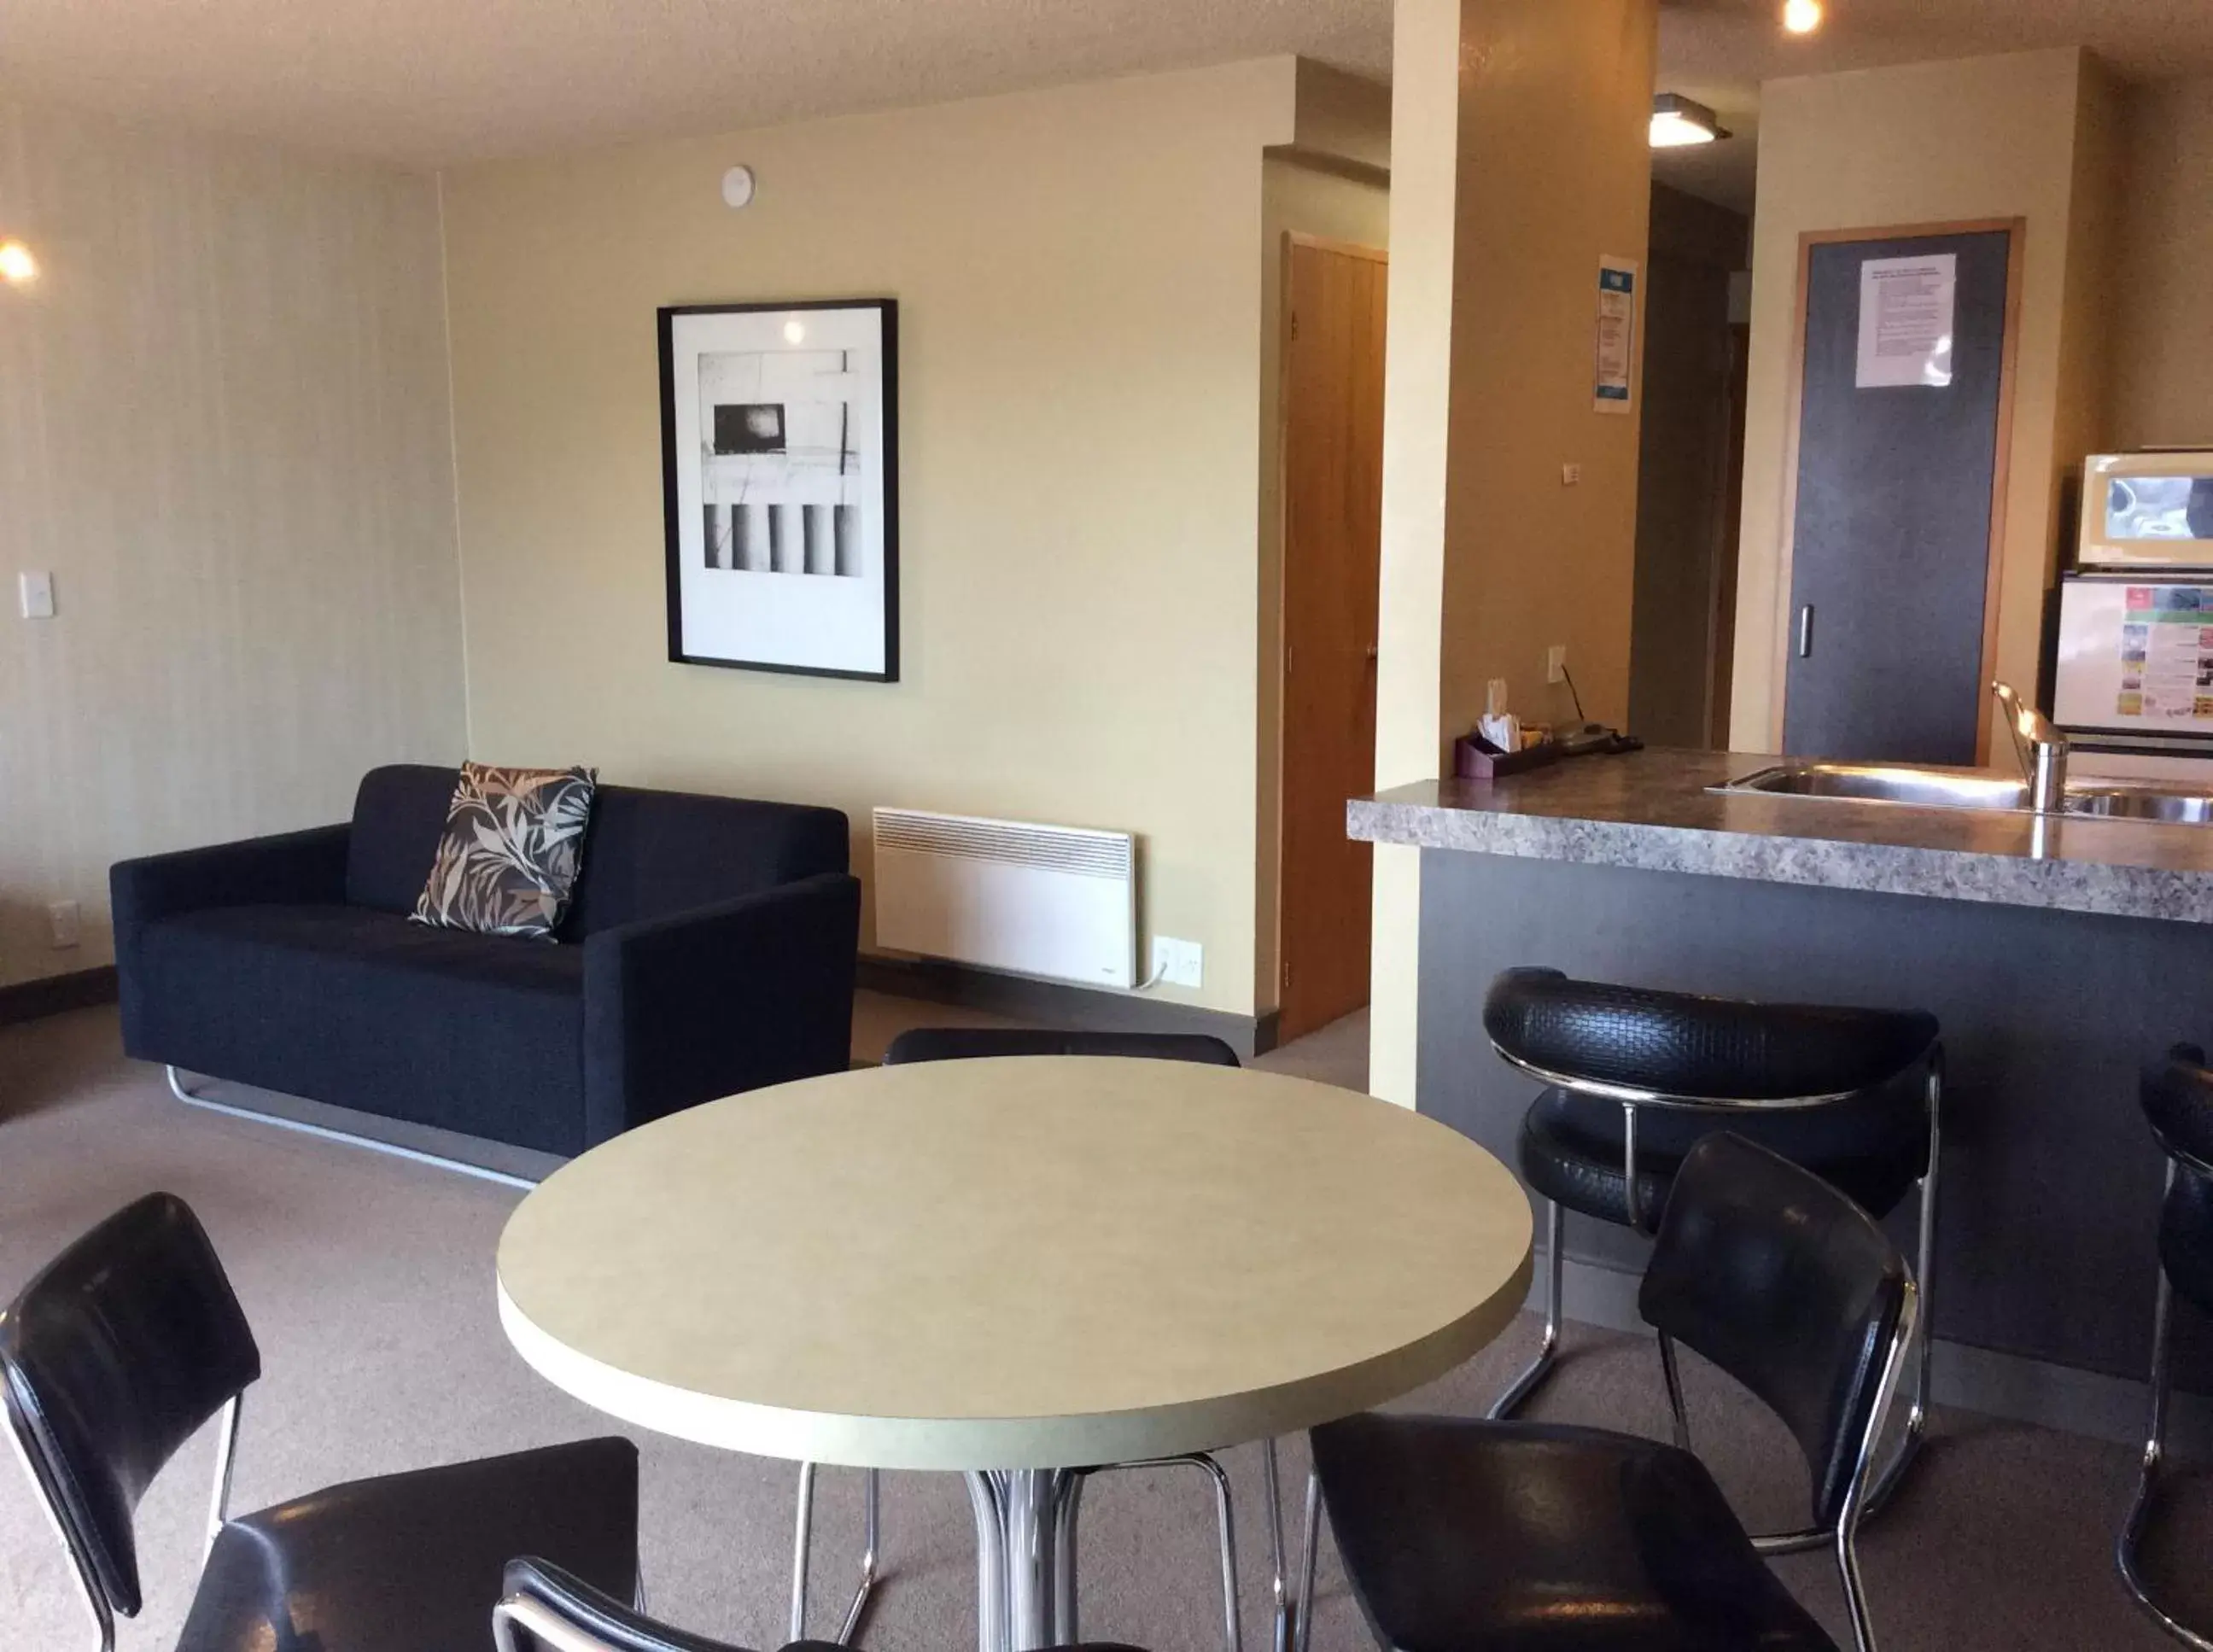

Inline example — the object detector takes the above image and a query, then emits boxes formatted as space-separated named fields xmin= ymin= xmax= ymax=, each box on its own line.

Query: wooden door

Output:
xmin=1778 ymin=223 xmax=2022 ymax=763
xmin=1276 ymin=236 xmax=1386 ymax=1042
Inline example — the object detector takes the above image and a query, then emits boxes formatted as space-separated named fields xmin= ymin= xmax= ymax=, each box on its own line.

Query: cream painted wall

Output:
xmin=1368 ymin=0 xmax=1656 ymax=1103
xmin=442 ymin=62 xmax=1310 ymax=1017
xmin=1728 ymin=50 xmax=2112 ymax=760
xmin=1368 ymin=0 xmax=1465 ymax=1105
xmin=2113 ymin=76 xmax=2213 ymax=449
xmin=1254 ymin=155 xmax=1390 ymax=1013
xmin=0 ymin=88 xmax=464 ymax=988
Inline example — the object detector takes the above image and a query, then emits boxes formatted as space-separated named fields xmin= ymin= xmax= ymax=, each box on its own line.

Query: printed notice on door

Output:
xmin=1854 ymin=254 xmax=1956 ymax=388
xmin=1593 ymin=257 xmax=1638 ymax=413
xmin=2117 ymin=586 xmax=2213 ymax=724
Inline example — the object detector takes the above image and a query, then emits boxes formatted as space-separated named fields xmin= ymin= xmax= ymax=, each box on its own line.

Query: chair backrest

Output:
xmin=0 ymin=1193 xmax=261 ymax=1618
xmin=1638 ymin=1133 xmax=1910 ymax=1530
xmin=345 ymin=764 xmax=850 ymax=933
xmin=882 ymin=1028 xmax=1241 ymax=1067
xmin=2143 ymin=1044 xmax=2213 ymax=1178
xmin=495 ymin=1556 xmax=761 ymax=1652
xmin=1482 ymin=966 xmax=1938 ymax=1103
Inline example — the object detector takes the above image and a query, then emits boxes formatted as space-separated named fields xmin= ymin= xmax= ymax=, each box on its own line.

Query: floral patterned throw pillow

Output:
xmin=410 ymin=762 xmax=599 ymax=941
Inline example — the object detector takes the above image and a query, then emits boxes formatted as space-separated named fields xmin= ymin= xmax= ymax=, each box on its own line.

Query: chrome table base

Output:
xmin=964 ymin=1457 xmax=1276 ymax=1652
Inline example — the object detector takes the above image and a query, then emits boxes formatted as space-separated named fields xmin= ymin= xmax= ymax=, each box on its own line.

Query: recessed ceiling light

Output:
xmin=1650 ymin=94 xmax=1731 ymax=149
xmin=0 ymin=239 xmax=38 ymax=287
xmin=1783 ymin=0 xmax=1824 ymax=34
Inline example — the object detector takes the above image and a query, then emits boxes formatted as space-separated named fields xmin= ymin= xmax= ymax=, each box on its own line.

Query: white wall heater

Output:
xmin=872 ymin=808 xmax=1136 ymax=989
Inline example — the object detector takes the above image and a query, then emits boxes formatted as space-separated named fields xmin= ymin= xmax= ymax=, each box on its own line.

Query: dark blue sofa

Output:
xmin=110 ymin=765 xmax=859 ymax=1156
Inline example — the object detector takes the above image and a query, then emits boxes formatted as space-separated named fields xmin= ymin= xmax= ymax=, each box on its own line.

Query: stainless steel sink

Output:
xmin=2064 ymin=785 xmax=2213 ymax=825
xmin=1714 ymin=761 xmax=2213 ymax=824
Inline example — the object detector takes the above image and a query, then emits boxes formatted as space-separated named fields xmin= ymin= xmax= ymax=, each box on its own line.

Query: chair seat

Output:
xmin=1311 ymin=1413 xmax=1836 ymax=1652
xmin=1518 ymin=1074 xmax=1929 ymax=1230
xmin=176 ymin=1438 xmax=639 ymax=1652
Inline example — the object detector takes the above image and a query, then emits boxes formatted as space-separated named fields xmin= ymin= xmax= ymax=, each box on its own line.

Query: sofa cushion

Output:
xmin=347 ymin=766 xmax=459 ymax=914
xmin=558 ymin=785 xmax=849 ymax=937
xmin=347 ymin=765 xmax=849 ymax=937
xmin=139 ymin=905 xmax=587 ymax=1154
xmin=412 ymin=762 xmax=598 ymax=941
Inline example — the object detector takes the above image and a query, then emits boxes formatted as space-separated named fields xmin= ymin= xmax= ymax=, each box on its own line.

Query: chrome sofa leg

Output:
xmin=1489 ymin=1199 xmax=1564 ymax=1419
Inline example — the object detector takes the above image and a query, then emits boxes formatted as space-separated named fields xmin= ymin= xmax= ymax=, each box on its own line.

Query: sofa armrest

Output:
xmin=581 ymin=873 xmax=860 ymax=1144
xmin=110 ymin=824 xmax=353 ymax=1057
xmin=111 ymin=824 xmax=353 ymax=938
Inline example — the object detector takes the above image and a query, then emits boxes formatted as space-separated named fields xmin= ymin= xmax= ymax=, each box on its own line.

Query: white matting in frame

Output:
xmin=660 ymin=300 xmax=899 ymax=680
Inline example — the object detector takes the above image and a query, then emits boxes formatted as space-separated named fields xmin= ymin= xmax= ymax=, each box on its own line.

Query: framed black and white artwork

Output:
xmin=659 ymin=299 xmax=899 ymax=680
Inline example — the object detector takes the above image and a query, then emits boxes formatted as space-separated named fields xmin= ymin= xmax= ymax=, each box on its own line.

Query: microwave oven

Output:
xmin=2077 ymin=452 xmax=2213 ymax=569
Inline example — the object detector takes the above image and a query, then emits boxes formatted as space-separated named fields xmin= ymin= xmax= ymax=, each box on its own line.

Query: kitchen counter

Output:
xmin=1349 ymin=747 xmax=2213 ymax=925
xmin=1362 ymin=744 xmax=2213 ymax=1409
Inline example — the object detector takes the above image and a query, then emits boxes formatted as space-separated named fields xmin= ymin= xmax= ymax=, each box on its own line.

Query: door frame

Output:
xmin=1767 ymin=218 xmax=2026 ymax=764
xmin=1271 ymin=230 xmax=1387 ymax=1028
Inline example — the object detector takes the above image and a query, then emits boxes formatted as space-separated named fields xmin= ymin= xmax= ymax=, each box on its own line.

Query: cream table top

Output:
xmin=497 ymin=1057 xmax=1533 ymax=1471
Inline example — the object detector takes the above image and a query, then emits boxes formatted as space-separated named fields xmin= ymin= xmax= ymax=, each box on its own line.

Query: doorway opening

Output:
xmin=1274 ymin=233 xmax=1387 ymax=1044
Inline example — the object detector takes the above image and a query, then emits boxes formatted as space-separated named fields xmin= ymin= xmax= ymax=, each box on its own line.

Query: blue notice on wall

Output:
xmin=1594 ymin=257 xmax=1638 ymax=412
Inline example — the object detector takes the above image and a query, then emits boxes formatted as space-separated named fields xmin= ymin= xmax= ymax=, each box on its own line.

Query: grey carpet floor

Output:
xmin=3 ymin=1006 xmax=2208 ymax=1651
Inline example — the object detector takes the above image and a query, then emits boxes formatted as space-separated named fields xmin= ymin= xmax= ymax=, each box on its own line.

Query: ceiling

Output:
xmin=0 ymin=1 xmax=2209 ymax=184
xmin=1652 ymin=0 xmax=2213 ymax=210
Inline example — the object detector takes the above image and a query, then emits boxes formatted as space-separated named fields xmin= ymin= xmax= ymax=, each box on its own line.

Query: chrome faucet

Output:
xmin=1992 ymin=681 xmax=2069 ymax=814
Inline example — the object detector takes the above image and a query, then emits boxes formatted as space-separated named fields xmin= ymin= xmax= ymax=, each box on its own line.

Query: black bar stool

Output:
xmin=1480 ymin=966 xmax=1941 ymax=1544
xmin=2120 ymin=1043 xmax=2213 ymax=1649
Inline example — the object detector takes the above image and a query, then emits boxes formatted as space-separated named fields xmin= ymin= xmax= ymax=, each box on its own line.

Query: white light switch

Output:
xmin=48 ymin=901 xmax=81 ymax=949
xmin=19 ymin=571 xmax=55 ymax=619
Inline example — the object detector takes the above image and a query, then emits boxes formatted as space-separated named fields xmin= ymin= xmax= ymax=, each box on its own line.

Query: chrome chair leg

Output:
xmin=2119 ymin=1225 xmax=2213 ymax=1646
xmin=791 ymin=1462 xmax=817 ymax=1644
xmin=791 ymin=1464 xmax=881 ymax=1645
xmin=1069 ymin=1455 xmax=1241 ymax=1652
xmin=1655 ymin=1332 xmax=1692 ymax=1451
xmin=1488 ymin=1198 xmax=1564 ymax=1419
xmin=1261 ymin=1439 xmax=1288 ymax=1652
xmin=1866 ymin=1054 xmax=1942 ymax=1517
xmin=1293 ymin=1465 xmax=1320 ymax=1652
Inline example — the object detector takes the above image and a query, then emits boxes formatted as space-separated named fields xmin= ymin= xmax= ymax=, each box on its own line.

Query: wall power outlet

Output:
xmin=1149 ymin=936 xmax=1204 ymax=990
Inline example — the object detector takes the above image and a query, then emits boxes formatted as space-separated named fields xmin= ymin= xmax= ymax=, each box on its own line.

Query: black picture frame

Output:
xmin=658 ymin=298 xmax=901 ymax=682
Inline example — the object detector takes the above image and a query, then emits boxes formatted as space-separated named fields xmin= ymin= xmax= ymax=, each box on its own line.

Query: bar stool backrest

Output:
xmin=883 ymin=1029 xmax=1240 ymax=1068
xmin=2142 ymin=1043 xmax=2213 ymax=1179
xmin=1638 ymin=1133 xmax=1911 ymax=1530
xmin=0 ymin=1192 xmax=260 ymax=1620
xmin=1482 ymin=966 xmax=1936 ymax=1105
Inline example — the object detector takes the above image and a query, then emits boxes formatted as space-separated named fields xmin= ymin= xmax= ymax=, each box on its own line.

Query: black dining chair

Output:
xmin=0 ymin=1192 xmax=640 ymax=1652
xmin=1305 ymin=1132 xmax=1917 ymax=1652
xmin=1478 ymin=966 xmax=1941 ymax=1536
xmin=495 ymin=1554 xmax=1154 ymax=1652
xmin=794 ymin=1026 xmax=1267 ymax=1652
xmin=2120 ymin=1044 xmax=2213 ymax=1649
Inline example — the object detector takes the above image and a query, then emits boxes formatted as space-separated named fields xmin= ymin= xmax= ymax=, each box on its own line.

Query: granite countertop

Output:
xmin=1348 ymin=748 xmax=2213 ymax=925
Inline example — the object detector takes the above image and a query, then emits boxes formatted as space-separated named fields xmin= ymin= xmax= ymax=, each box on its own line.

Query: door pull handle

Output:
xmin=1796 ymin=604 xmax=1815 ymax=659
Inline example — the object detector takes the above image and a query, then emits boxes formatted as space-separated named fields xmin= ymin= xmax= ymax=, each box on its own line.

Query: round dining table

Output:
xmin=497 ymin=1055 xmax=1533 ymax=1652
